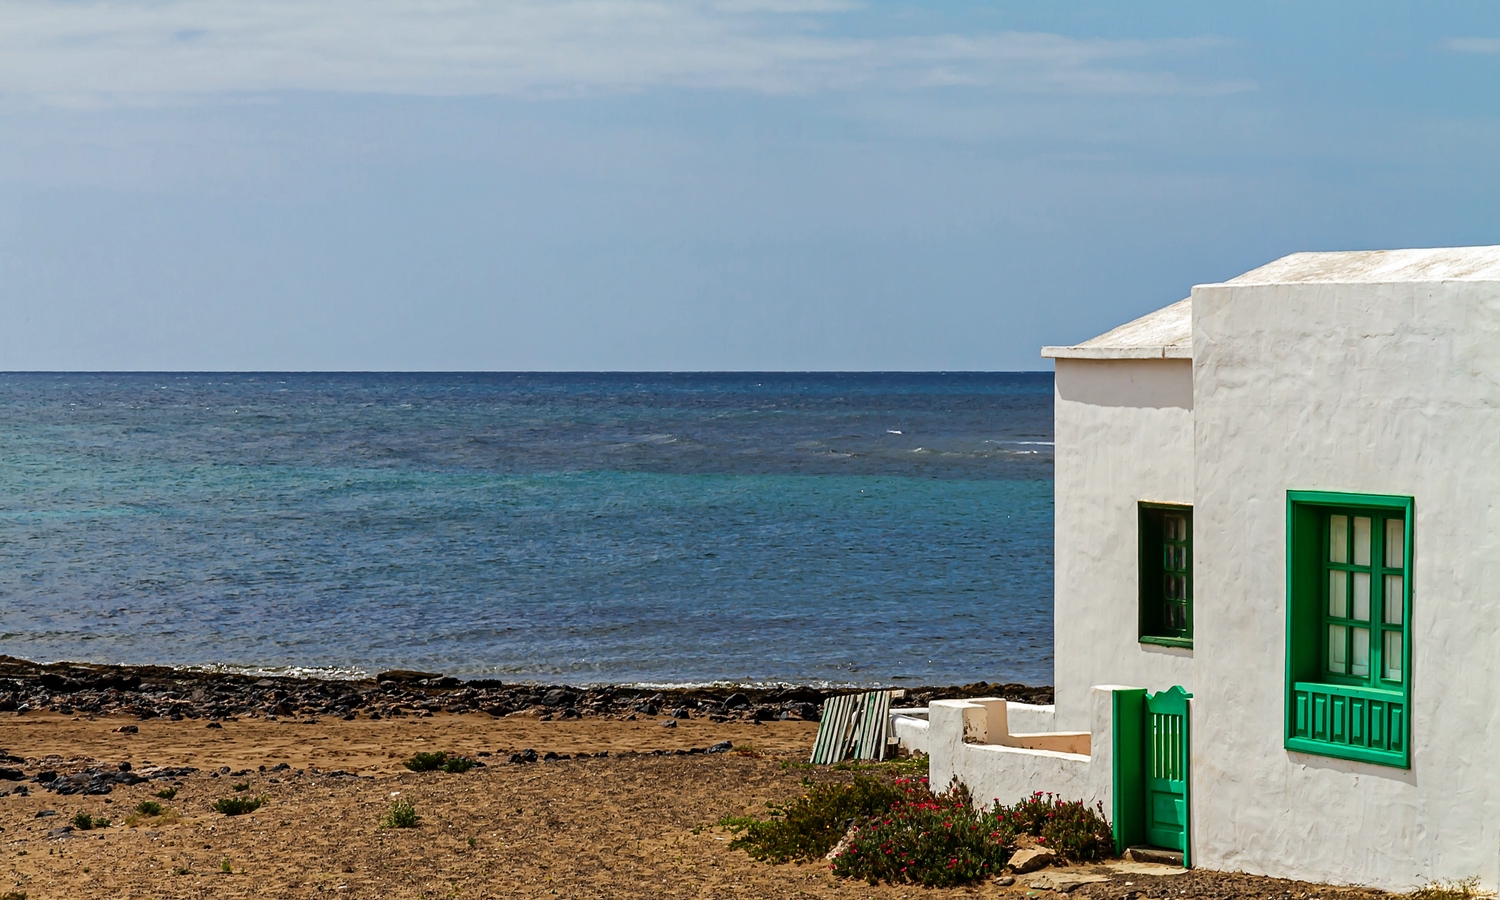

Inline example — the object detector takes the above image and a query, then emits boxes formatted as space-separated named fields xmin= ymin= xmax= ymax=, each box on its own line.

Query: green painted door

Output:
xmin=1144 ymin=686 xmax=1191 ymax=856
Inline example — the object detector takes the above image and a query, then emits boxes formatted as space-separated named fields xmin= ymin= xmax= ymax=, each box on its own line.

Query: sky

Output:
xmin=0 ymin=2 xmax=1497 ymax=371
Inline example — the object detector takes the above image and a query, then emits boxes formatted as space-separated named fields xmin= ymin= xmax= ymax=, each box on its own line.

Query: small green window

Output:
xmin=1139 ymin=503 xmax=1192 ymax=647
xmin=1287 ymin=491 xmax=1412 ymax=768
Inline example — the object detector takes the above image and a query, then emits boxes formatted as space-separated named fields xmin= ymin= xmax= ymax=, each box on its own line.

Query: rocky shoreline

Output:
xmin=0 ymin=655 xmax=1051 ymax=726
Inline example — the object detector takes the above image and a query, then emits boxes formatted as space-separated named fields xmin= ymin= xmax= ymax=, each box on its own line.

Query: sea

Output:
xmin=0 ymin=373 xmax=1054 ymax=688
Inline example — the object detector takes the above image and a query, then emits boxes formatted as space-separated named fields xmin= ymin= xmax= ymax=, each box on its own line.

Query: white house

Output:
xmin=913 ymin=245 xmax=1500 ymax=889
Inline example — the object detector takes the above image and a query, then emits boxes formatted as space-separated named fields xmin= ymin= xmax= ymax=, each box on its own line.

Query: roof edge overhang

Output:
xmin=1041 ymin=346 xmax=1192 ymax=360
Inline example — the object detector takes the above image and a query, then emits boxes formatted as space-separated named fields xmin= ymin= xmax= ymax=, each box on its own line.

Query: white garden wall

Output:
xmin=927 ymin=690 xmax=1119 ymax=812
xmin=1053 ymin=359 xmax=1195 ymax=730
xmin=1190 ymin=275 xmax=1500 ymax=889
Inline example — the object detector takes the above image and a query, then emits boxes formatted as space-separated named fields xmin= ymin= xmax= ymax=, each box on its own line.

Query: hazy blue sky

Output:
xmin=1 ymin=1 xmax=1497 ymax=371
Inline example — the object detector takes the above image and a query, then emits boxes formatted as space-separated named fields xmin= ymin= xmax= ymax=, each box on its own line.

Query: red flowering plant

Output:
xmin=984 ymin=791 xmax=1114 ymax=861
xmin=828 ymin=778 xmax=1011 ymax=887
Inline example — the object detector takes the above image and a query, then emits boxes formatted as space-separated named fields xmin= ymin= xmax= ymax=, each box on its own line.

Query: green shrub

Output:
xmin=156 ymin=787 xmax=178 ymax=800
xmin=403 ymin=751 xmax=476 ymax=773
xmin=212 ymin=795 xmax=266 ymax=816
xmin=985 ymin=792 xmax=1114 ymax=862
xmin=134 ymin=800 xmax=163 ymax=817
xmin=403 ymin=751 xmax=448 ymax=772
xmin=830 ymin=779 xmax=1009 ymax=887
xmin=723 ymin=774 xmax=904 ymax=863
xmin=71 ymin=812 xmax=98 ymax=830
xmin=381 ymin=797 xmax=421 ymax=829
xmin=231 ymin=781 xmax=250 ymax=792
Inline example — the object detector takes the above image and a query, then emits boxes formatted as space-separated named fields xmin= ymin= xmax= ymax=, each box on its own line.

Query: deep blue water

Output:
xmin=0 ymin=373 xmax=1054 ymax=686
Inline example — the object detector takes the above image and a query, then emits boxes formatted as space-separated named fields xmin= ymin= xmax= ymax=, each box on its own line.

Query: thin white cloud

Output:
xmin=1444 ymin=37 xmax=1500 ymax=54
xmin=0 ymin=0 xmax=1249 ymax=104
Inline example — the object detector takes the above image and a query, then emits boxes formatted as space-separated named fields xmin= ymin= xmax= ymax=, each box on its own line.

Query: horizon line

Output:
xmin=0 ymin=369 xmax=1055 ymax=376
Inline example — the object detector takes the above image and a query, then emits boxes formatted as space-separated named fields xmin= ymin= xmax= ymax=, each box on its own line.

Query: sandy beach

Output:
xmin=0 ymin=702 xmax=1393 ymax=900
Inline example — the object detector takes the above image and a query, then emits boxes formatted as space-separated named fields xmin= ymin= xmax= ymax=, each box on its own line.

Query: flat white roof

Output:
xmin=1040 ymin=245 xmax=1500 ymax=361
xmin=1223 ymin=244 xmax=1500 ymax=285
xmin=1041 ymin=297 xmax=1191 ymax=360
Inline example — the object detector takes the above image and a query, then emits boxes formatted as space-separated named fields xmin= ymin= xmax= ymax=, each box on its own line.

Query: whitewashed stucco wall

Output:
xmin=1053 ymin=359 xmax=1195 ymax=731
xmin=1191 ymin=278 xmax=1500 ymax=889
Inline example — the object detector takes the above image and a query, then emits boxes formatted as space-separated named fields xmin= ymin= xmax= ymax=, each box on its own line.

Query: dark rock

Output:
xmin=560 ymin=707 xmax=581 ymax=719
xmin=724 ymin=693 xmax=751 ymax=709
xmin=520 ymin=748 xmax=538 ymax=763
xmin=659 ymin=719 xmax=677 ymax=729
xmin=671 ymin=708 xmax=689 ymax=719
xmin=707 ymin=740 xmax=733 ymax=754
xmin=541 ymin=689 xmax=576 ymax=708
xmin=542 ymin=751 xmax=559 ymax=761
xmin=113 ymin=724 xmax=138 ymax=734
xmin=0 ymin=768 xmax=23 ymax=781
xmin=49 ymin=826 xmax=74 ymax=837
xmin=34 ymin=809 xmax=56 ymax=817
xmin=117 ymin=761 xmax=131 ymax=772
xmin=36 ymin=771 xmax=56 ymax=783
xmin=206 ymin=722 xmax=222 ymax=729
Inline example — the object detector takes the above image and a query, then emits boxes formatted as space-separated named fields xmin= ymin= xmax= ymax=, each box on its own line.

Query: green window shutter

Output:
xmin=1139 ymin=503 xmax=1193 ymax=647
xmin=1285 ymin=491 xmax=1412 ymax=768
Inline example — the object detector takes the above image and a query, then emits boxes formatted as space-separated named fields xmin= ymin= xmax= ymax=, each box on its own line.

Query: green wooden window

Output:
xmin=1286 ymin=491 xmax=1412 ymax=768
xmin=1139 ymin=503 xmax=1192 ymax=647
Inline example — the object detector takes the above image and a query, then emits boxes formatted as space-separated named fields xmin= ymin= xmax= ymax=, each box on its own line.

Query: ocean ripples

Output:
xmin=0 ymin=373 xmax=1054 ymax=686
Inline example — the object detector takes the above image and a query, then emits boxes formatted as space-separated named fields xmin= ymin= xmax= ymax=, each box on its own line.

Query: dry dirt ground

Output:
xmin=0 ymin=713 xmax=1392 ymax=900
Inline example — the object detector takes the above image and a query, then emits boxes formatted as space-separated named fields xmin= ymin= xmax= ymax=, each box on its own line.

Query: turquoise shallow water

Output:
xmin=0 ymin=372 xmax=1053 ymax=686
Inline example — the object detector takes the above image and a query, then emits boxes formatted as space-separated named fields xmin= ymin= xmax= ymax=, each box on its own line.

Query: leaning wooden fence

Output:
xmin=809 ymin=690 xmax=896 ymax=764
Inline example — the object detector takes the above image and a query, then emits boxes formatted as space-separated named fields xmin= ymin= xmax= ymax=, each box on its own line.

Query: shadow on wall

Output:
xmin=1055 ymin=359 xmax=1193 ymax=411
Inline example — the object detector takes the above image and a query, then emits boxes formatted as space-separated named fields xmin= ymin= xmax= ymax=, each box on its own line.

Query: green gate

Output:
xmin=1111 ymin=685 xmax=1191 ymax=864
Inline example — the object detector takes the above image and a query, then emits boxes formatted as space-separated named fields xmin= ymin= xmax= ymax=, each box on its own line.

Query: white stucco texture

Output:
xmin=1051 ymin=358 xmax=1194 ymax=731
xmin=928 ymin=693 xmax=1116 ymax=812
xmin=1190 ymin=266 xmax=1500 ymax=889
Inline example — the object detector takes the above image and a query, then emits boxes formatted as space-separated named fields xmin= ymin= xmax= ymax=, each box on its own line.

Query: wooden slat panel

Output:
xmin=810 ymin=694 xmax=857 ymax=764
xmin=855 ymin=691 xmax=892 ymax=761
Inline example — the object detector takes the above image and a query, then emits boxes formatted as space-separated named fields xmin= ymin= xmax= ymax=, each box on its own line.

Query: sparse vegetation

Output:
xmin=723 ymin=776 xmax=1114 ymax=888
xmin=381 ymin=797 xmax=421 ymax=829
xmin=156 ymin=787 xmax=178 ymax=800
xmin=1401 ymin=879 xmax=1482 ymax=900
xmin=232 ymin=781 xmax=250 ymax=792
xmin=722 ymin=774 xmax=904 ymax=863
xmin=212 ymin=795 xmax=266 ymax=816
xmin=134 ymin=800 xmax=163 ymax=817
xmin=221 ymin=857 xmax=232 ymax=874
xmin=403 ymin=751 xmax=478 ymax=773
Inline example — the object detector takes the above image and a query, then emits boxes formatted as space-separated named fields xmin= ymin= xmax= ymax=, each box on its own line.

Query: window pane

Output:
xmin=1328 ymin=625 xmax=1347 ymax=673
xmin=1352 ymin=572 xmax=1371 ymax=621
xmin=1384 ymin=575 xmax=1403 ymax=625
xmin=1328 ymin=570 xmax=1348 ymax=617
xmin=1330 ymin=515 xmax=1348 ymax=563
xmin=1354 ymin=517 xmax=1371 ymax=566
xmin=1384 ymin=631 xmax=1403 ymax=682
xmin=1166 ymin=515 xmax=1183 ymax=541
xmin=1351 ymin=627 xmax=1370 ymax=677
xmin=1385 ymin=518 xmax=1404 ymax=569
